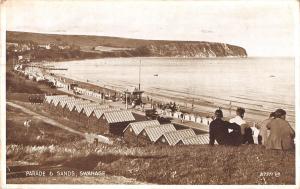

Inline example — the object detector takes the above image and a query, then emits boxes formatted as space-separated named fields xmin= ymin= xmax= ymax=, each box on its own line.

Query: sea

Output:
xmin=49 ymin=57 xmax=295 ymax=124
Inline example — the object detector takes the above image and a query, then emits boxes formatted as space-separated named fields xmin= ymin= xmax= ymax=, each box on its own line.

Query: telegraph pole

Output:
xmin=125 ymin=92 xmax=128 ymax=110
xmin=138 ymin=59 xmax=141 ymax=91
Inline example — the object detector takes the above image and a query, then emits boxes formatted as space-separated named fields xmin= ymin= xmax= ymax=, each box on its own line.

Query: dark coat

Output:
xmin=209 ymin=118 xmax=241 ymax=146
xmin=266 ymin=118 xmax=295 ymax=150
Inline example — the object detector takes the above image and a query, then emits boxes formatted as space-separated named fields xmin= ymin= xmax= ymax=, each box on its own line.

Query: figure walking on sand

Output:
xmin=265 ymin=109 xmax=295 ymax=151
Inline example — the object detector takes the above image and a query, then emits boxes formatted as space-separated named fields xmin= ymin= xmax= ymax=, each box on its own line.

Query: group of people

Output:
xmin=209 ymin=107 xmax=295 ymax=151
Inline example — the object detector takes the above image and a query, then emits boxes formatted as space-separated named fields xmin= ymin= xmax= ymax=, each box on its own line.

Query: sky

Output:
xmin=4 ymin=0 xmax=299 ymax=57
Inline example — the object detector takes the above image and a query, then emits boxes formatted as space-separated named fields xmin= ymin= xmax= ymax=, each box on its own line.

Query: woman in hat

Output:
xmin=265 ymin=109 xmax=295 ymax=150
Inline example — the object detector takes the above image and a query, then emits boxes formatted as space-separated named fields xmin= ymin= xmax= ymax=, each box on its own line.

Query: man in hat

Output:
xmin=265 ymin=109 xmax=295 ymax=150
xmin=229 ymin=107 xmax=254 ymax=144
xmin=209 ymin=109 xmax=241 ymax=146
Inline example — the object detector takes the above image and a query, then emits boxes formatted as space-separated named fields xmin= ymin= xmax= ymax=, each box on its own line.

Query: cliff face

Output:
xmin=7 ymin=31 xmax=247 ymax=58
xmin=145 ymin=42 xmax=247 ymax=57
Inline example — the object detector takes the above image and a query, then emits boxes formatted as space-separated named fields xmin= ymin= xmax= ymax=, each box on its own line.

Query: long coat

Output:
xmin=265 ymin=118 xmax=295 ymax=150
xmin=258 ymin=118 xmax=273 ymax=145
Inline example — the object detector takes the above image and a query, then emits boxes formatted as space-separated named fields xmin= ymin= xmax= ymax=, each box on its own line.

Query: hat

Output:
xmin=215 ymin=109 xmax=223 ymax=118
xmin=274 ymin=109 xmax=286 ymax=118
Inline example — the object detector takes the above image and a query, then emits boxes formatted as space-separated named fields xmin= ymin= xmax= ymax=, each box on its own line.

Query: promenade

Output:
xmin=57 ymin=87 xmax=210 ymax=133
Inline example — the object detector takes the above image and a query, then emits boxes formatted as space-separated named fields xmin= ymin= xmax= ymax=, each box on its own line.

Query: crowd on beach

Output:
xmin=209 ymin=107 xmax=295 ymax=150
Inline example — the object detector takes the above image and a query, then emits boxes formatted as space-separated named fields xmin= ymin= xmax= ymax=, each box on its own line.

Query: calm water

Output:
xmin=50 ymin=57 xmax=295 ymax=116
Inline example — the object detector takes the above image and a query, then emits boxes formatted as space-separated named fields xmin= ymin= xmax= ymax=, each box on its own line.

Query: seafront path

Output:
xmin=57 ymin=87 xmax=210 ymax=133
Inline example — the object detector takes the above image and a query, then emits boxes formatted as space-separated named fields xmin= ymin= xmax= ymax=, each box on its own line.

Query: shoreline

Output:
xmin=33 ymin=56 xmax=294 ymax=66
xmin=36 ymin=66 xmax=295 ymax=128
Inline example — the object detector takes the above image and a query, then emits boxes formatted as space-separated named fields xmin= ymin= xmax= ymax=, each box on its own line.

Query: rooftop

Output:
xmin=177 ymin=134 xmax=210 ymax=145
xmin=123 ymin=120 xmax=160 ymax=135
xmin=142 ymin=124 xmax=176 ymax=142
xmin=103 ymin=110 xmax=135 ymax=124
xmin=161 ymin=129 xmax=196 ymax=146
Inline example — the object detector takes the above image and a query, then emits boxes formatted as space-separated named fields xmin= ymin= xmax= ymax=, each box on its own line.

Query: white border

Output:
xmin=1 ymin=0 xmax=299 ymax=189
xmin=294 ymin=0 xmax=300 ymax=187
xmin=0 ymin=1 xmax=7 ymax=189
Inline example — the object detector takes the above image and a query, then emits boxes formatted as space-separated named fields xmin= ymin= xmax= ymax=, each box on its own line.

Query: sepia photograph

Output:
xmin=0 ymin=0 xmax=299 ymax=188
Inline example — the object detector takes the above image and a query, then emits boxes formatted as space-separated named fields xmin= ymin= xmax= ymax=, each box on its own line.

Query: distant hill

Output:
xmin=6 ymin=31 xmax=247 ymax=58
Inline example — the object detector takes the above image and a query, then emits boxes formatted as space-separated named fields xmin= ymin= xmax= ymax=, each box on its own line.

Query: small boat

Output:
xmin=154 ymin=74 xmax=158 ymax=77
xmin=269 ymin=75 xmax=276 ymax=78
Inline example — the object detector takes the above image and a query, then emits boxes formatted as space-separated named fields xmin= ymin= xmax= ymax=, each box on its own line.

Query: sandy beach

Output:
xmin=41 ymin=57 xmax=295 ymax=128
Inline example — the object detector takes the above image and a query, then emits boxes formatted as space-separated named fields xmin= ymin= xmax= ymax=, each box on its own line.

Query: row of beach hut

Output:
xmin=123 ymin=120 xmax=209 ymax=146
xmin=43 ymin=95 xmax=210 ymax=145
xmin=163 ymin=110 xmax=213 ymax=126
xmin=73 ymin=87 xmax=103 ymax=99
xmin=44 ymin=95 xmax=137 ymax=135
xmin=17 ymin=67 xmax=103 ymax=99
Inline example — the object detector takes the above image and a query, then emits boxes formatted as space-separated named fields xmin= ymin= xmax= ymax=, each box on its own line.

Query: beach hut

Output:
xmin=74 ymin=103 xmax=96 ymax=122
xmin=123 ymin=120 xmax=160 ymax=144
xmin=43 ymin=95 xmax=68 ymax=110
xmin=63 ymin=99 xmax=85 ymax=117
xmin=190 ymin=114 xmax=196 ymax=122
xmin=132 ymin=112 xmax=148 ymax=122
xmin=78 ymin=104 xmax=109 ymax=124
xmin=176 ymin=134 xmax=210 ymax=145
xmin=137 ymin=124 xmax=176 ymax=145
xmin=57 ymin=97 xmax=76 ymax=109
xmin=156 ymin=129 xmax=196 ymax=146
xmin=48 ymin=96 xmax=71 ymax=113
xmin=68 ymin=102 xmax=92 ymax=121
xmin=56 ymin=97 xmax=77 ymax=116
xmin=90 ymin=110 xmax=136 ymax=136
xmin=87 ymin=107 xmax=121 ymax=127
xmin=202 ymin=117 xmax=208 ymax=125
xmin=83 ymin=105 xmax=110 ymax=118
xmin=184 ymin=113 xmax=190 ymax=121
xmin=85 ymin=104 xmax=109 ymax=113
xmin=207 ymin=117 xmax=213 ymax=125
xmin=65 ymin=101 xmax=90 ymax=119
xmin=195 ymin=116 xmax=202 ymax=124
xmin=59 ymin=98 xmax=84 ymax=117
xmin=173 ymin=112 xmax=181 ymax=119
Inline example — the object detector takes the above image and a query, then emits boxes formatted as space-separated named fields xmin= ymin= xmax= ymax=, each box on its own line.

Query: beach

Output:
xmin=46 ymin=57 xmax=295 ymax=127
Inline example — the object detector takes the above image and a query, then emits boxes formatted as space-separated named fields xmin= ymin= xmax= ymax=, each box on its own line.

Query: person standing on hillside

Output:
xmin=229 ymin=107 xmax=254 ymax=144
xmin=209 ymin=109 xmax=241 ymax=146
xmin=265 ymin=109 xmax=295 ymax=150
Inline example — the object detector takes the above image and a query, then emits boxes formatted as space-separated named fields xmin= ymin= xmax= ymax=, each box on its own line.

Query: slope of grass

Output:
xmin=7 ymin=141 xmax=295 ymax=184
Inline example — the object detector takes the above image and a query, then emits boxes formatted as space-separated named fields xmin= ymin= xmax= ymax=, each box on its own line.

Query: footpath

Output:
xmin=6 ymin=101 xmax=111 ymax=144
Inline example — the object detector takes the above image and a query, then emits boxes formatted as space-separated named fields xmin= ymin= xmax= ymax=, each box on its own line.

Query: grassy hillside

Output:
xmin=7 ymin=31 xmax=247 ymax=58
